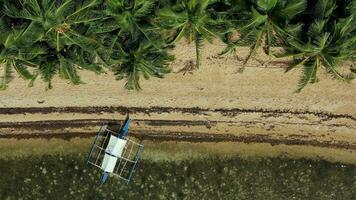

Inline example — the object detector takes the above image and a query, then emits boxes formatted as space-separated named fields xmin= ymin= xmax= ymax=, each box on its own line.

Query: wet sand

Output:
xmin=1 ymin=138 xmax=355 ymax=165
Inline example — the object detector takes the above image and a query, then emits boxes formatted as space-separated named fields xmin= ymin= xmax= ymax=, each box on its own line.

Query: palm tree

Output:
xmin=90 ymin=0 xmax=173 ymax=90
xmin=2 ymin=0 xmax=101 ymax=89
xmin=278 ymin=0 xmax=355 ymax=92
xmin=91 ymin=0 xmax=159 ymax=46
xmin=156 ymin=0 xmax=223 ymax=69
xmin=90 ymin=0 xmax=161 ymax=67
xmin=114 ymin=39 xmax=173 ymax=90
xmin=221 ymin=0 xmax=307 ymax=66
xmin=0 ymin=16 xmax=46 ymax=90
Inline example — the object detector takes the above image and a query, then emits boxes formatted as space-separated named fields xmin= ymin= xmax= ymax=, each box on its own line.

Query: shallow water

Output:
xmin=1 ymin=154 xmax=355 ymax=200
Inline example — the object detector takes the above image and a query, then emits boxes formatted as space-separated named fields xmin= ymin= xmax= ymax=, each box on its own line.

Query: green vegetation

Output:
xmin=0 ymin=154 xmax=355 ymax=199
xmin=93 ymin=0 xmax=173 ymax=90
xmin=156 ymin=0 xmax=223 ymax=69
xmin=277 ymin=0 xmax=356 ymax=91
xmin=0 ymin=0 xmax=355 ymax=91
xmin=221 ymin=0 xmax=307 ymax=65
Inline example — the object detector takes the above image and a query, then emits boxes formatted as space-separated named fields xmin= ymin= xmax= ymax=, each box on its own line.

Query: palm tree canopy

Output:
xmin=0 ymin=0 xmax=354 ymax=92
xmin=221 ymin=0 xmax=307 ymax=64
xmin=1 ymin=0 xmax=102 ymax=89
xmin=156 ymin=0 xmax=224 ymax=68
xmin=114 ymin=39 xmax=173 ymax=90
xmin=278 ymin=0 xmax=355 ymax=92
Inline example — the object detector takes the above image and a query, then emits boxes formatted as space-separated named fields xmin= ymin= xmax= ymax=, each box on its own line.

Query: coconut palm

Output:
xmin=89 ymin=0 xmax=173 ymax=90
xmin=113 ymin=39 xmax=173 ymax=90
xmin=279 ymin=0 xmax=355 ymax=92
xmin=90 ymin=0 xmax=161 ymax=68
xmin=156 ymin=0 xmax=223 ymax=69
xmin=91 ymin=0 xmax=158 ymax=45
xmin=95 ymin=33 xmax=173 ymax=90
xmin=221 ymin=0 xmax=307 ymax=65
xmin=0 ymin=16 xmax=47 ymax=90
xmin=2 ymin=0 xmax=101 ymax=89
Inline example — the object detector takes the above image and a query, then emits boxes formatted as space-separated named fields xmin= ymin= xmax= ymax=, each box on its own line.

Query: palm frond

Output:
xmin=17 ymin=21 xmax=44 ymax=46
xmin=39 ymin=61 xmax=57 ymax=90
xmin=296 ymin=58 xmax=318 ymax=92
xmin=113 ymin=39 xmax=172 ymax=90
xmin=288 ymin=39 xmax=318 ymax=54
xmin=88 ymin=18 xmax=121 ymax=34
xmin=19 ymin=44 xmax=47 ymax=61
xmin=157 ymin=7 xmax=187 ymax=25
xmin=195 ymin=33 xmax=203 ymax=68
xmin=281 ymin=23 xmax=303 ymax=39
xmin=59 ymin=56 xmax=81 ymax=85
xmin=0 ymin=17 xmax=11 ymax=44
xmin=239 ymin=8 xmax=267 ymax=32
xmin=244 ymin=29 xmax=263 ymax=65
xmin=62 ymin=30 xmax=99 ymax=51
xmin=320 ymin=54 xmax=348 ymax=81
xmin=314 ymin=0 xmax=336 ymax=19
xmin=55 ymin=0 xmax=76 ymax=19
xmin=28 ymin=73 xmax=38 ymax=87
xmin=332 ymin=15 xmax=354 ymax=41
xmin=133 ymin=0 xmax=155 ymax=18
xmin=12 ymin=60 xmax=34 ymax=80
xmin=285 ymin=57 xmax=308 ymax=72
xmin=157 ymin=0 xmax=222 ymax=68
xmin=3 ymin=0 xmax=42 ymax=21
xmin=278 ymin=0 xmax=307 ymax=20
xmin=72 ymin=48 xmax=103 ymax=73
xmin=0 ymin=60 xmax=12 ymax=90
xmin=307 ymin=20 xmax=326 ymax=38
xmin=124 ymin=71 xmax=141 ymax=90
xmin=264 ymin=24 xmax=273 ymax=55
xmin=171 ymin=24 xmax=187 ymax=43
xmin=65 ymin=0 xmax=100 ymax=23
xmin=255 ymin=0 xmax=278 ymax=12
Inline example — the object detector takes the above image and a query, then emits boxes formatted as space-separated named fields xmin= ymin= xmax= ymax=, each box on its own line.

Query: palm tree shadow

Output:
xmin=176 ymin=60 xmax=197 ymax=75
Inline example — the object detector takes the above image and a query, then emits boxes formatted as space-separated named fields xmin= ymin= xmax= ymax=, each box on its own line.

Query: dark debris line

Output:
xmin=0 ymin=106 xmax=355 ymax=120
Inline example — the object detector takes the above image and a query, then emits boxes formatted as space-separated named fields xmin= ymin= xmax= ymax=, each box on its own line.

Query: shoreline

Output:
xmin=1 ymin=129 xmax=356 ymax=150
xmin=1 ymin=138 xmax=356 ymax=165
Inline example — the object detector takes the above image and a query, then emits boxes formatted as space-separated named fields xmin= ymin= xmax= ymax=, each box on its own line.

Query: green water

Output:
xmin=0 ymin=154 xmax=355 ymax=200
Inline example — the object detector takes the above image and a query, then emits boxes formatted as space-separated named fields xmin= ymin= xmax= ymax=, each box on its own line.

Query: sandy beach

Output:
xmin=0 ymin=40 xmax=355 ymax=163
